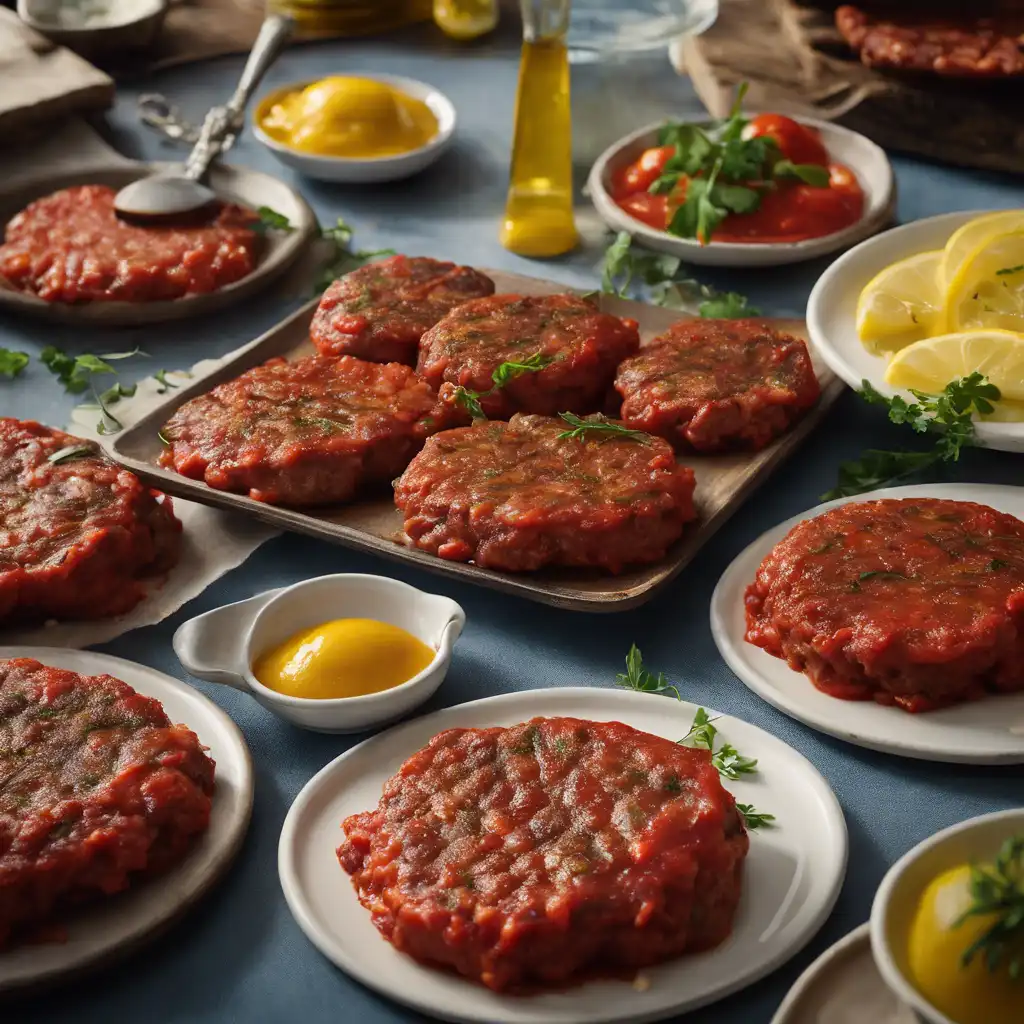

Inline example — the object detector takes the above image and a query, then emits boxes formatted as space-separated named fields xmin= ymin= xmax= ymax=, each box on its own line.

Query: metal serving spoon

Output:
xmin=114 ymin=14 xmax=294 ymax=223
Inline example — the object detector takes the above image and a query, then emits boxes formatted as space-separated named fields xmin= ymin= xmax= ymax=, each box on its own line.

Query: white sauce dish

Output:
xmin=18 ymin=0 xmax=168 ymax=57
xmin=173 ymin=573 xmax=465 ymax=733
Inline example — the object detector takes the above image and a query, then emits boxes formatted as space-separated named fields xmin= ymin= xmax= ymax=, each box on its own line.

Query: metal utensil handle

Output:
xmin=182 ymin=14 xmax=295 ymax=184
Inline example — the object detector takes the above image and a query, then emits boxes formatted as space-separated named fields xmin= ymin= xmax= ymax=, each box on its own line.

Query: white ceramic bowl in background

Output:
xmin=870 ymin=808 xmax=1024 ymax=1024
xmin=252 ymin=74 xmax=457 ymax=184
xmin=173 ymin=574 xmax=465 ymax=732
xmin=806 ymin=209 xmax=1024 ymax=454
xmin=18 ymin=0 xmax=168 ymax=57
xmin=587 ymin=116 xmax=895 ymax=267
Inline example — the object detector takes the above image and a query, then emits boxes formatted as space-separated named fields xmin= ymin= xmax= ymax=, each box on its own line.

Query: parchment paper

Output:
xmin=5 ymin=356 xmax=279 ymax=650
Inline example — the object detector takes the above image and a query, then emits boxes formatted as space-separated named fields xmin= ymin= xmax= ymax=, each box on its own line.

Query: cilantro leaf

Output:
xmin=254 ymin=206 xmax=293 ymax=234
xmin=451 ymin=386 xmax=485 ymax=420
xmin=712 ymin=743 xmax=759 ymax=779
xmin=737 ymin=804 xmax=776 ymax=830
xmin=614 ymin=644 xmax=682 ymax=700
xmin=601 ymin=231 xmax=635 ymax=295
xmin=680 ymin=707 xmax=719 ymax=751
xmin=313 ymin=218 xmax=395 ymax=293
xmin=699 ymin=291 xmax=761 ymax=319
xmin=774 ymin=160 xmax=831 ymax=187
xmin=0 ymin=349 xmax=29 ymax=380
xmin=714 ymin=183 xmax=762 ymax=215
xmin=41 ymin=346 xmax=143 ymax=394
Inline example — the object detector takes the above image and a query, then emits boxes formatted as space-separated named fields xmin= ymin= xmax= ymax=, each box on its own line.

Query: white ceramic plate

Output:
xmin=711 ymin=483 xmax=1024 ymax=764
xmin=587 ymin=116 xmax=895 ymax=267
xmin=252 ymin=74 xmax=456 ymax=184
xmin=771 ymin=923 xmax=916 ymax=1024
xmin=0 ymin=647 xmax=253 ymax=992
xmin=279 ymin=686 xmax=847 ymax=1024
xmin=806 ymin=209 xmax=1024 ymax=453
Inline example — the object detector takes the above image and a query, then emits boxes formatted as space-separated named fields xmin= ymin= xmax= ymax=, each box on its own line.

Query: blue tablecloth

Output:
xmin=3 ymin=23 xmax=1023 ymax=1024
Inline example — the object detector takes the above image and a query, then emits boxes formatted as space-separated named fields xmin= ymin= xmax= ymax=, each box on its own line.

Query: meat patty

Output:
xmin=310 ymin=255 xmax=496 ymax=364
xmin=0 ymin=185 xmax=260 ymax=304
xmin=835 ymin=5 xmax=1024 ymax=77
xmin=614 ymin=319 xmax=820 ymax=453
xmin=745 ymin=498 xmax=1024 ymax=712
xmin=0 ymin=418 xmax=181 ymax=626
xmin=338 ymin=717 xmax=748 ymax=992
xmin=0 ymin=658 xmax=216 ymax=946
xmin=160 ymin=354 xmax=449 ymax=507
xmin=417 ymin=293 xmax=641 ymax=419
xmin=394 ymin=413 xmax=696 ymax=573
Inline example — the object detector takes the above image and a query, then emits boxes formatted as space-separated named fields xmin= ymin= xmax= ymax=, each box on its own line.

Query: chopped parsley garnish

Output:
xmin=823 ymin=374 xmax=1001 ymax=500
xmin=0 ymin=348 xmax=29 ymax=380
xmin=557 ymin=412 xmax=649 ymax=443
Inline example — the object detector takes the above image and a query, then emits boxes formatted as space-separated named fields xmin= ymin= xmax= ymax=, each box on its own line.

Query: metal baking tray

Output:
xmin=110 ymin=269 xmax=842 ymax=611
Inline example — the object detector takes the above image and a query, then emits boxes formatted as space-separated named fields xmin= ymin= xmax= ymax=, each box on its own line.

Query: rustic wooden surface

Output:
xmin=677 ymin=0 xmax=1024 ymax=173
xmin=111 ymin=271 xmax=841 ymax=613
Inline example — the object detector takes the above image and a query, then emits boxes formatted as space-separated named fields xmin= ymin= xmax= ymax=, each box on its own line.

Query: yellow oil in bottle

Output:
xmin=500 ymin=36 xmax=578 ymax=258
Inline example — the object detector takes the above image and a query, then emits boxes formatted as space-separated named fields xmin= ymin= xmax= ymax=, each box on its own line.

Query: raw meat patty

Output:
xmin=338 ymin=717 xmax=748 ymax=992
xmin=159 ymin=354 xmax=449 ymax=507
xmin=394 ymin=413 xmax=696 ymax=573
xmin=417 ymin=293 xmax=641 ymax=419
xmin=614 ymin=319 xmax=820 ymax=452
xmin=310 ymin=255 xmax=496 ymax=364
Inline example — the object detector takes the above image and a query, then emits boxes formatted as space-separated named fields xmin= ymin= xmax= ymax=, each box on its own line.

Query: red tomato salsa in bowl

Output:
xmin=612 ymin=111 xmax=865 ymax=245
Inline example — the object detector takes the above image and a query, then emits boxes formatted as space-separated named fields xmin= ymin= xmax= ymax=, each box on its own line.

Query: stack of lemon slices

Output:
xmin=856 ymin=210 xmax=1024 ymax=420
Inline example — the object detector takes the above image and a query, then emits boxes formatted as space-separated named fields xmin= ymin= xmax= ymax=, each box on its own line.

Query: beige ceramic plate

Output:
xmin=772 ymin=923 xmax=917 ymax=1024
xmin=0 ymin=161 xmax=317 ymax=326
xmin=110 ymin=270 xmax=841 ymax=611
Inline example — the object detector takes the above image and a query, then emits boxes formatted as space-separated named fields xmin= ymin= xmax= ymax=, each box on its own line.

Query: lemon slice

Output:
xmin=433 ymin=0 xmax=498 ymax=39
xmin=945 ymin=231 xmax=1024 ymax=333
xmin=884 ymin=328 xmax=1024 ymax=401
xmin=856 ymin=249 xmax=944 ymax=352
xmin=940 ymin=210 xmax=1024 ymax=289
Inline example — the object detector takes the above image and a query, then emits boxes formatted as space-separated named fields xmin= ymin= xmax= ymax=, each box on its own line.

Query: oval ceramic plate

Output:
xmin=806 ymin=209 xmax=1024 ymax=453
xmin=771 ymin=923 xmax=917 ymax=1024
xmin=253 ymin=74 xmax=456 ymax=184
xmin=0 ymin=162 xmax=317 ymax=327
xmin=278 ymin=686 xmax=847 ymax=1024
xmin=711 ymin=482 xmax=1024 ymax=764
xmin=587 ymin=116 xmax=895 ymax=267
xmin=0 ymin=646 xmax=254 ymax=992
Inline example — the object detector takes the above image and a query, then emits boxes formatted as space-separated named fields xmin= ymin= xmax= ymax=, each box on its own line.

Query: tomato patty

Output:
xmin=745 ymin=498 xmax=1024 ymax=712
xmin=394 ymin=413 xmax=696 ymax=573
xmin=159 ymin=354 xmax=449 ymax=507
xmin=0 ymin=419 xmax=181 ymax=626
xmin=0 ymin=658 xmax=215 ymax=947
xmin=339 ymin=717 xmax=748 ymax=992
xmin=614 ymin=319 xmax=820 ymax=452
xmin=311 ymin=255 xmax=496 ymax=365
xmin=417 ymin=294 xmax=640 ymax=419
xmin=0 ymin=185 xmax=259 ymax=304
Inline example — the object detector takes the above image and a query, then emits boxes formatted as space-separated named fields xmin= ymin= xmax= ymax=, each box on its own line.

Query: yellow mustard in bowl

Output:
xmin=252 ymin=618 xmax=435 ymax=700
xmin=257 ymin=76 xmax=439 ymax=159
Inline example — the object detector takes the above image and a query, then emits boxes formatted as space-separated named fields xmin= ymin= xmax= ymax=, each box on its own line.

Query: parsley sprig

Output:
xmin=652 ymin=83 xmax=829 ymax=244
xmin=615 ymin=644 xmax=682 ymax=700
xmin=823 ymin=374 xmax=1001 ymax=500
xmin=452 ymin=352 xmax=555 ymax=420
xmin=600 ymin=232 xmax=759 ymax=319
xmin=956 ymin=835 xmax=1024 ymax=979
xmin=557 ymin=412 xmax=650 ymax=443
xmin=0 ymin=348 xmax=29 ymax=380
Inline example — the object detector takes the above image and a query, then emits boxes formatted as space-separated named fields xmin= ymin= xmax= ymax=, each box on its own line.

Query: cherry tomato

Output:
xmin=746 ymin=114 xmax=829 ymax=167
xmin=616 ymin=192 xmax=669 ymax=230
xmin=620 ymin=145 xmax=676 ymax=194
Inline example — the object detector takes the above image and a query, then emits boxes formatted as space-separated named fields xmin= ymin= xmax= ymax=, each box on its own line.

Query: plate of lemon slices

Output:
xmin=807 ymin=209 xmax=1024 ymax=452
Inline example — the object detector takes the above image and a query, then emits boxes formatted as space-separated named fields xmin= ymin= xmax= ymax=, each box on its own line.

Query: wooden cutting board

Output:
xmin=675 ymin=0 xmax=1024 ymax=174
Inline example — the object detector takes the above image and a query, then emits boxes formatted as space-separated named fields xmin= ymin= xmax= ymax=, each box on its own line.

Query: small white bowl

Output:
xmin=870 ymin=807 xmax=1024 ymax=1024
xmin=18 ymin=0 xmax=168 ymax=57
xmin=252 ymin=74 xmax=456 ymax=184
xmin=172 ymin=573 xmax=465 ymax=733
xmin=587 ymin=115 xmax=896 ymax=267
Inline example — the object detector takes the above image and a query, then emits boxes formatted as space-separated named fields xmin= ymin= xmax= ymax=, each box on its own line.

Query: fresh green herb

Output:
xmin=857 ymin=571 xmax=911 ymax=582
xmin=680 ymin=707 xmax=719 ymax=750
xmin=664 ymin=774 xmax=683 ymax=794
xmin=510 ymin=724 xmax=540 ymax=755
xmin=154 ymin=369 xmax=179 ymax=394
xmin=254 ymin=206 xmax=293 ymax=234
xmin=736 ymin=804 xmax=776 ymax=830
xmin=823 ymin=375 xmax=1001 ymax=500
xmin=996 ymin=265 xmax=1024 ymax=277
xmin=557 ymin=412 xmax=650 ymax=443
xmin=47 ymin=444 xmax=94 ymax=465
xmin=989 ymin=559 xmax=1009 ymax=570
xmin=773 ymin=160 xmax=831 ymax=187
xmin=599 ymin=232 xmax=759 ymax=318
xmin=95 ymin=388 xmax=123 ymax=436
xmin=0 ymin=348 xmax=29 ymax=380
xmin=450 ymin=352 xmax=555 ymax=421
xmin=40 ymin=346 xmax=144 ymax=394
xmin=157 ymin=429 xmax=172 ymax=447
xmin=615 ymin=644 xmax=682 ymax=700
xmin=712 ymin=744 xmax=759 ymax=780
xmin=313 ymin=218 xmax=395 ymax=293
xmin=956 ymin=835 xmax=1024 ymax=979
xmin=98 ymin=381 xmax=137 ymax=406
